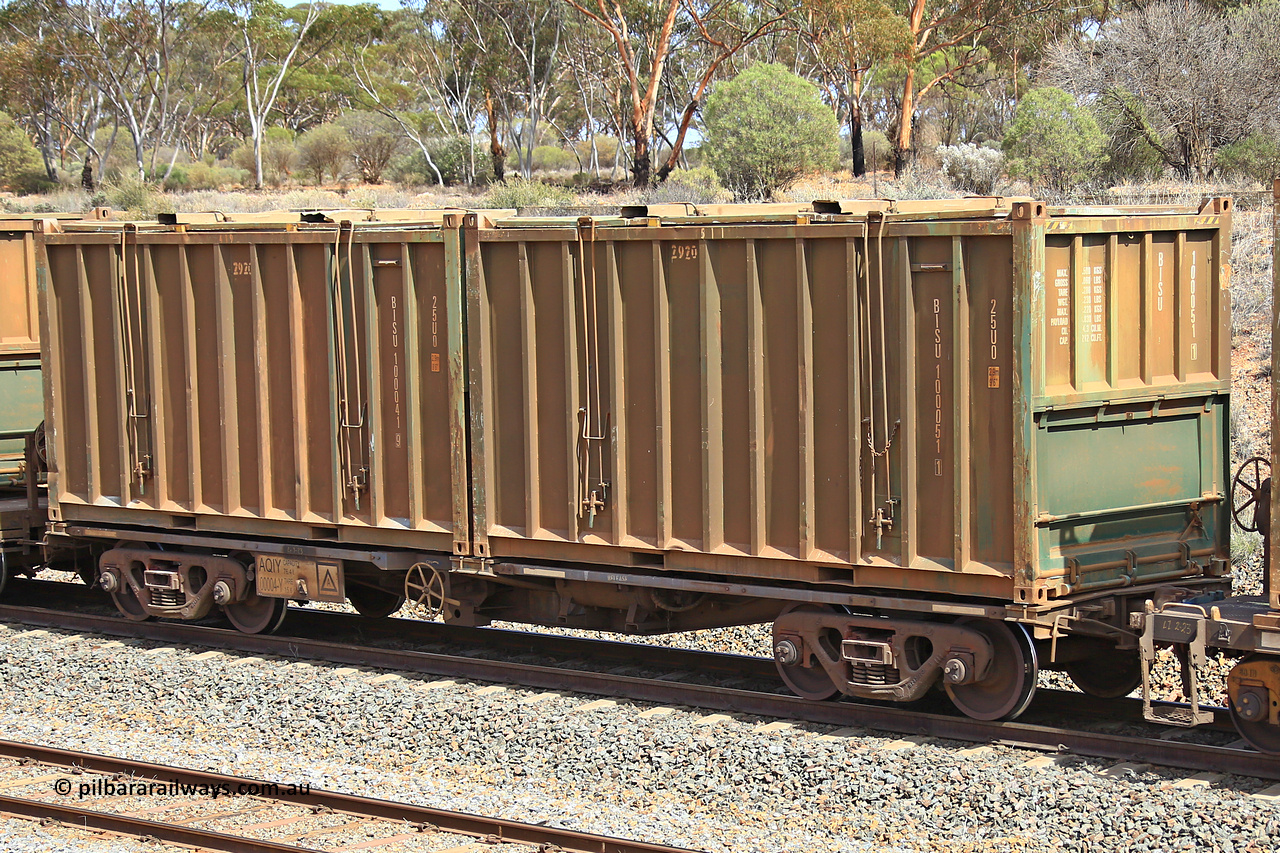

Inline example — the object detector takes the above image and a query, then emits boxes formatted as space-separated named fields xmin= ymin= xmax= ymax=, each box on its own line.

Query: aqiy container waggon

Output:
xmin=34 ymin=195 xmax=1233 ymax=726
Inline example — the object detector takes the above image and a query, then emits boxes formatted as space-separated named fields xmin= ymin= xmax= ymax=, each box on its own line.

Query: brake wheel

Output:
xmin=1232 ymin=456 xmax=1271 ymax=532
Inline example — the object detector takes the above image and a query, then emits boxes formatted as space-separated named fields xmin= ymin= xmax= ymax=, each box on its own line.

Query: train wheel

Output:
xmin=0 ymin=554 xmax=7 ymax=598
xmin=110 ymin=582 xmax=152 ymax=622
xmin=945 ymin=619 xmax=1038 ymax=721
xmin=1229 ymin=655 xmax=1280 ymax=754
xmin=224 ymin=594 xmax=288 ymax=634
xmin=1065 ymin=650 xmax=1143 ymax=699
xmin=773 ymin=603 xmax=842 ymax=701
xmin=347 ymin=584 xmax=405 ymax=618
xmin=104 ymin=540 xmax=154 ymax=621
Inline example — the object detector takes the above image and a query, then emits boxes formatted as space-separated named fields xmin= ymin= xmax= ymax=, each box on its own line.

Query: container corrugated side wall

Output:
xmin=40 ymin=224 xmax=468 ymax=553
xmin=465 ymin=216 xmax=1022 ymax=600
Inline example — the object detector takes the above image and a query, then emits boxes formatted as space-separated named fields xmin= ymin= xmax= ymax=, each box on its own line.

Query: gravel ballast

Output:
xmin=0 ymin=624 xmax=1277 ymax=853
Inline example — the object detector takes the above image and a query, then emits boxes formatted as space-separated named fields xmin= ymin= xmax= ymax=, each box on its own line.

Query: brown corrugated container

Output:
xmin=0 ymin=215 xmax=104 ymax=485
xmin=465 ymin=199 xmax=1232 ymax=604
xmin=38 ymin=199 xmax=1232 ymax=608
xmin=39 ymin=216 xmax=470 ymax=559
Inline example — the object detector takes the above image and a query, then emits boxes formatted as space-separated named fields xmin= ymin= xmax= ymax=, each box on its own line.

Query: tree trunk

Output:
xmin=491 ymin=142 xmax=506 ymax=182
xmin=486 ymin=92 xmax=506 ymax=182
xmin=849 ymin=101 xmax=866 ymax=178
xmin=253 ymin=129 xmax=264 ymax=190
xmin=81 ymin=159 xmax=95 ymax=191
xmin=631 ymin=131 xmax=650 ymax=188
xmin=894 ymin=67 xmax=917 ymax=177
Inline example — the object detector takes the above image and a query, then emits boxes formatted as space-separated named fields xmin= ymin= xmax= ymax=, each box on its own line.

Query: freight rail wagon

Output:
xmin=37 ymin=198 xmax=1232 ymax=721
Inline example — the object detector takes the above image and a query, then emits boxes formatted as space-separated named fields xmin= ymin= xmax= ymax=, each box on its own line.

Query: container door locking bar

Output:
xmin=331 ymin=222 xmax=369 ymax=510
xmin=574 ymin=217 xmax=609 ymax=528
xmin=117 ymin=225 xmax=153 ymax=494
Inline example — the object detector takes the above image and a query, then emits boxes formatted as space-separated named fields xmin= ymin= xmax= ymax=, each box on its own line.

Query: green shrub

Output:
xmin=433 ymin=137 xmax=479 ymax=185
xmin=574 ymin=136 xmax=620 ymax=169
xmin=1216 ymin=134 xmax=1280 ymax=183
xmin=481 ymin=177 xmax=575 ymax=209
xmin=336 ymin=111 xmax=404 ymax=184
xmin=105 ymin=175 xmax=171 ymax=215
xmin=532 ymin=145 xmax=576 ymax=172
xmin=1002 ymin=87 xmax=1107 ymax=192
xmin=387 ymin=137 xmax=479 ymax=186
xmin=231 ymin=130 xmax=298 ymax=187
xmin=163 ymin=162 xmax=248 ymax=192
xmin=297 ymin=123 xmax=353 ymax=184
xmin=1232 ymin=528 xmax=1263 ymax=565
xmin=262 ymin=138 xmax=297 ymax=187
xmin=1093 ymin=94 xmax=1165 ymax=184
xmin=0 ymin=113 xmax=49 ymax=193
xmin=703 ymin=63 xmax=840 ymax=199
xmin=162 ymin=164 xmax=190 ymax=190
xmin=633 ymin=166 xmax=732 ymax=205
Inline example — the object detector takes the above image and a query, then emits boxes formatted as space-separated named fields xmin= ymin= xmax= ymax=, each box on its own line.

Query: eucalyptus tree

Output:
xmin=561 ymin=0 xmax=795 ymax=186
xmin=557 ymin=0 xmax=679 ymax=186
xmin=227 ymin=0 xmax=322 ymax=189
xmin=29 ymin=0 xmax=193 ymax=182
xmin=465 ymin=0 xmax=566 ymax=178
xmin=883 ymin=0 xmax=1077 ymax=174
xmin=652 ymin=0 xmax=795 ymax=183
xmin=0 ymin=0 xmax=84 ymax=180
xmin=803 ymin=0 xmax=911 ymax=176
xmin=352 ymin=0 xmax=484 ymax=185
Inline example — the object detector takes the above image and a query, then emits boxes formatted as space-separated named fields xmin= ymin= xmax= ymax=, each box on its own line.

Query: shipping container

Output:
xmin=465 ymin=199 xmax=1232 ymax=606
xmin=0 ymin=212 xmax=114 ymax=587
xmin=39 ymin=215 xmax=471 ymax=554
xmin=0 ymin=218 xmax=55 ymax=484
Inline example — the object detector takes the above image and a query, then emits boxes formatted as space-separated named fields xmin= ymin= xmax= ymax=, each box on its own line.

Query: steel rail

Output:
xmin=0 ymin=579 xmax=1236 ymax=732
xmin=0 ymin=794 xmax=324 ymax=853
xmin=0 ymin=601 xmax=1272 ymax=780
xmin=0 ymin=740 xmax=702 ymax=853
xmin=3 ymin=578 xmax=774 ymax=678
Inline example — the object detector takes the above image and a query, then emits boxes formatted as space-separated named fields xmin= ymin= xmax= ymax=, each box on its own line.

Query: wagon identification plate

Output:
xmin=1152 ymin=614 xmax=1199 ymax=644
xmin=255 ymin=555 xmax=345 ymax=604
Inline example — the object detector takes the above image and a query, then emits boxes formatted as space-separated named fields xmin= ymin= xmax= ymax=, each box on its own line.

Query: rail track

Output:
xmin=0 ymin=739 xmax=698 ymax=853
xmin=0 ymin=578 xmax=1275 ymax=783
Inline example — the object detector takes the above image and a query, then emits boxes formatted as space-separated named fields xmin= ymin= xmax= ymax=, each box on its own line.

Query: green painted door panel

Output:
xmin=0 ymin=359 xmax=42 ymax=484
xmin=1034 ymin=397 xmax=1226 ymax=591
xmin=1038 ymin=415 xmax=1203 ymax=515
